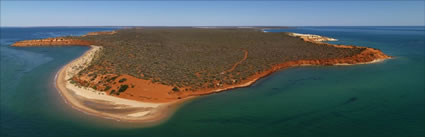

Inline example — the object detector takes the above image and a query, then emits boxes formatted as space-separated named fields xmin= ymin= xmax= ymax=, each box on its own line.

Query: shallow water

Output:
xmin=1 ymin=26 xmax=424 ymax=137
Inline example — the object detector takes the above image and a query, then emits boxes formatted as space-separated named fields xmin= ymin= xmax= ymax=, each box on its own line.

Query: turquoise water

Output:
xmin=1 ymin=27 xmax=424 ymax=137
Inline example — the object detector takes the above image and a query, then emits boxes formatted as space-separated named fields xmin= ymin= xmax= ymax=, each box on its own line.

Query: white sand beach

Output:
xmin=55 ymin=45 xmax=185 ymax=124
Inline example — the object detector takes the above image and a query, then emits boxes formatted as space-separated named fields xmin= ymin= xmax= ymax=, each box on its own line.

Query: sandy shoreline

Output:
xmin=55 ymin=45 xmax=189 ymax=125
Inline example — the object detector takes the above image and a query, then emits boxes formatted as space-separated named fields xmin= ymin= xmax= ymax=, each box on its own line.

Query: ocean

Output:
xmin=1 ymin=26 xmax=424 ymax=137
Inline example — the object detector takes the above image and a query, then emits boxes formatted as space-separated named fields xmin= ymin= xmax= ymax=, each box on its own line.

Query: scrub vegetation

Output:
xmin=69 ymin=28 xmax=363 ymax=91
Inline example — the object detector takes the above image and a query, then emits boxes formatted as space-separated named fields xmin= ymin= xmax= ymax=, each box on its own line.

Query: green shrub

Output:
xmin=104 ymin=86 xmax=111 ymax=91
xmin=110 ymin=89 xmax=116 ymax=95
xmin=118 ymin=78 xmax=127 ymax=83
xmin=172 ymin=87 xmax=180 ymax=92
xmin=107 ymin=76 xmax=119 ymax=82
xmin=118 ymin=85 xmax=129 ymax=92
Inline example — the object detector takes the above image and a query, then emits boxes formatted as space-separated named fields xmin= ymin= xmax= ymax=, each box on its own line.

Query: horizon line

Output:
xmin=1 ymin=25 xmax=424 ymax=28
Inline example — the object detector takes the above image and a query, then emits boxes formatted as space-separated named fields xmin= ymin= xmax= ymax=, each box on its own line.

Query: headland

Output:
xmin=12 ymin=28 xmax=391 ymax=125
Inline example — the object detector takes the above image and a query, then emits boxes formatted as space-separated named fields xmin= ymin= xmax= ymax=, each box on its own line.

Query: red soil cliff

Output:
xmin=169 ymin=46 xmax=390 ymax=100
xmin=11 ymin=38 xmax=93 ymax=47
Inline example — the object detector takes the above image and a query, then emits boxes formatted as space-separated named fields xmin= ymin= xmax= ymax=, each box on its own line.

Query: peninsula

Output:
xmin=12 ymin=28 xmax=391 ymax=124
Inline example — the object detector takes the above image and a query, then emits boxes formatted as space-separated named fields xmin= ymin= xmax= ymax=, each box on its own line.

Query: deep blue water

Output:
xmin=1 ymin=26 xmax=424 ymax=137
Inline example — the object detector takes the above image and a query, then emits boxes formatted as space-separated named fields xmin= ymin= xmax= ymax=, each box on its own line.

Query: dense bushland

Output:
xmin=71 ymin=28 xmax=363 ymax=91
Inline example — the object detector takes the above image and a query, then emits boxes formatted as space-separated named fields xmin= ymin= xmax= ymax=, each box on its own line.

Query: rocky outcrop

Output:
xmin=289 ymin=33 xmax=338 ymax=42
xmin=286 ymin=33 xmax=391 ymax=65
xmin=11 ymin=38 xmax=93 ymax=47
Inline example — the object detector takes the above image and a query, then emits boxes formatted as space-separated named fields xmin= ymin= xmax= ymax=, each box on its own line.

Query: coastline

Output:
xmin=55 ymin=45 xmax=190 ymax=125
xmin=172 ymin=58 xmax=389 ymax=99
xmin=170 ymin=33 xmax=391 ymax=98
xmin=27 ymin=31 xmax=391 ymax=125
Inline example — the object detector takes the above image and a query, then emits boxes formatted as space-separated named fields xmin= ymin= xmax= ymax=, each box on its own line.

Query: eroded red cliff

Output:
xmin=11 ymin=38 xmax=93 ymax=47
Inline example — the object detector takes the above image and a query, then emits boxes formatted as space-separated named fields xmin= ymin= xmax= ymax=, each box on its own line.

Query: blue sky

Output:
xmin=1 ymin=1 xmax=424 ymax=26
